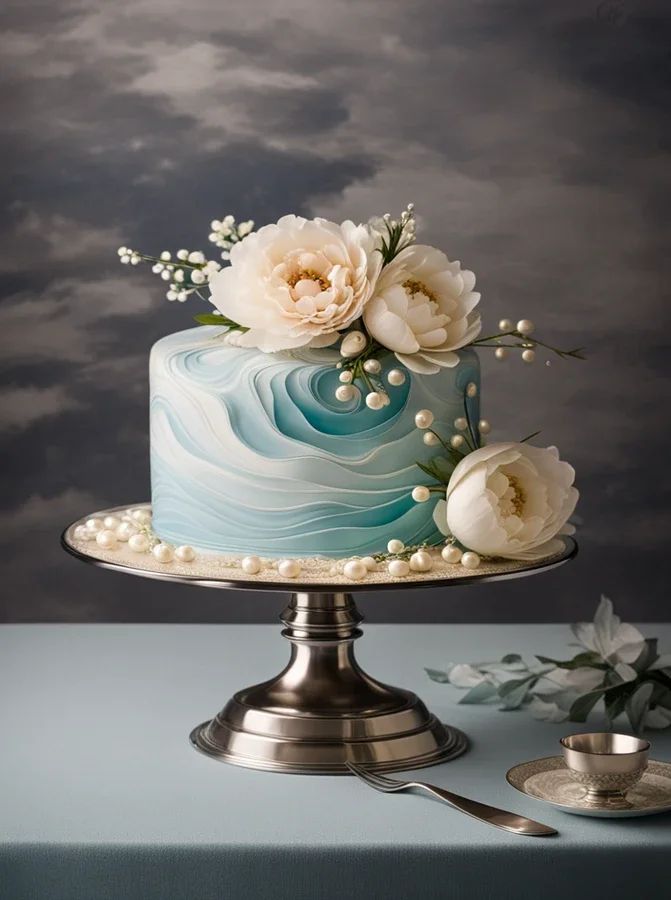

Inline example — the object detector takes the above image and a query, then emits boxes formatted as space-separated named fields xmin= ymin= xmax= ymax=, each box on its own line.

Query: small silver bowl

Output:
xmin=560 ymin=732 xmax=650 ymax=797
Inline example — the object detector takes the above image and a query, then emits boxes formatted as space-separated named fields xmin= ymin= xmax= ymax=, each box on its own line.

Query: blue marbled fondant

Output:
xmin=150 ymin=327 xmax=480 ymax=557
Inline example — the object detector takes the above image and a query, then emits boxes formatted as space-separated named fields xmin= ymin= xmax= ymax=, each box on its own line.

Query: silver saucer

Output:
xmin=506 ymin=756 xmax=671 ymax=818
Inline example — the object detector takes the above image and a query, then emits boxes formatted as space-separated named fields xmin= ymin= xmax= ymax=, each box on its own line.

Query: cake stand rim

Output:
xmin=61 ymin=502 xmax=577 ymax=594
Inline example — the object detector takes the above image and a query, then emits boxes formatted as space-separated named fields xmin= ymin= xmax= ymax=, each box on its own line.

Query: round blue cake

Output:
xmin=150 ymin=326 xmax=480 ymax=557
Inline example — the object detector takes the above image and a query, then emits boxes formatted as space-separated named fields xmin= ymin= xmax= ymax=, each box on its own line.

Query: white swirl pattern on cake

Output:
xmin=150 ymin=327 xmax=480 ymax=557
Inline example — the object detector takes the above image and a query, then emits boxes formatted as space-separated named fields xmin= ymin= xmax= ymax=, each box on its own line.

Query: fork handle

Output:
xmin=413 ymin=783 xmax=557 ymax=836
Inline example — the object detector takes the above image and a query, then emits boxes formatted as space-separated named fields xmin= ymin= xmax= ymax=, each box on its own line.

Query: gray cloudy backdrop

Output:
xmin=1 ymin=0 xmax=669 ymax=623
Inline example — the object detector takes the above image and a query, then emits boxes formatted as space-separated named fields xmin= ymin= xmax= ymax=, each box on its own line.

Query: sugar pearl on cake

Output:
xmin=414 ymin=409 xmax=434 ymax=429
xmin=479 ymin=419 xmax=491 ymax=434
xmin=153 ymin=543 xmax=174 ymax=563
xmin=175 ymin=545 xmax=195 ymax=562
xmin=461 ymin=551 xmax=481 ymax=570
xmin=387 ymin=369 xmax=406 ymax=386
xmin=129 ymin=533 xmax=150 ymax=553
xmin=412 ymin=486 xmax=430 ymax=503
xmin=495 ymin=347 xmax=509 ymax=360
xmin=517 ymin=319 xmax=535 ymax=335
xmin=363 ymin=358 xmax=381 ymax=375
xmin=74 ymin=524 xmax=91 ymax=541
xmin=86 ymin=517 xmax=103 ymax=533
xmin=278 ymin=559 xmax=301 ymax=578
xmin=96 ymin=529 xmax=118 ymax=550
xmin=453 ymin=417 xmax=468 ymax=431
xmin=409 ymin=550 xmax=432 ymax=572
xmin=344 ymin=559 xmax=367 ymax=581
xmin=241 ymin=556 xmax=262 ymax=574
xmin=365 ymin=391 xmax=384 ymax=410
xmin=335 ymin=384 xmax=356 ymax=402
xmin=423 ymin=432 xmax=439 ymax=446
xmin=450 ymin=434 xmax=465 ymax=449
xmin=466 ymin=382 xmax=478 ymax=398
xmin=361 ymin=556 xmax=377 ymax=572
xmin=499 ymin=318 xmax=513 ymax=332
xmin=442 ymin=544 xmax=462 ymax=564
xmin=338 ymin=370 xmax=353 ymax=384
xmin=388 ymin=559 xmax=410 ymax=577
xmin=131 ymin=509 xmax=152 ymax=525
xmin=522 ymin=349 xmax=536 ymax=363
xmin=116 ymin=521 xmax=138 ymax=542
xmin=103 ymin=515 xmax=120 ymax=530
xmin=387 ymin=539 xmax=405 ymax=553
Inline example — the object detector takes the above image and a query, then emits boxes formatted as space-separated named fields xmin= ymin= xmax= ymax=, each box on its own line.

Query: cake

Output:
xmin=112 ymin=204 xmax=580 ymax=574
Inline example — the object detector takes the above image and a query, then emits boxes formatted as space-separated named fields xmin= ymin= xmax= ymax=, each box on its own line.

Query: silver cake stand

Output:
xmin=62 ymin=504 xmax=576 ymax=775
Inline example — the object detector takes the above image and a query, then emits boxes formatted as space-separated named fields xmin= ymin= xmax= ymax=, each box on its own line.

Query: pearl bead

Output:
xmin=478 ymin=419 xmax=491 ymax=434
xmin=381 ymin=392 xmax=391 ymax=406
xmin=365 ymin=391 xmax=384 ymax=410
xmin=409 ymin=550 xmax=433 ymax=572
xmin=363 ymin=358 xmax=381 ymax=374
xmin=86 ymin=517 xmax=104 ymax=533
xmin=387 ymin=369 xmax=406 ymax=386
xmin=423 ymin=432 xmax=439 ymax=446
xmin=453 ymin=417 xmax=468 ymax=431
xmin=128 ymin=533 xmax=150 ymax=553
xmin=517 ymin=319 xmax=535 ymax=335
xmin=461 ymin=551 xmax=481 ymax=570
xmin=278 ymin=559 xmax=301 ymax=578
xmin=103 ymin=515 xmax=120 ymax=530
xmin=131 ymin=509 xmax=152 ymax=525
xmin=387 ymin=539 xmax=405 ymax=553
xmin=361 ymin=556 xmax=377 ymax=572
xmin=344 ymin=559 xmax=367 ymax=581
xmin=152 ymin=543 xmax=174 ymax=563
xmin=495 ymin=347 xmax=508 ymax=360
xmin=338 ymin=370 xmax=353 ymax=384
xmin=340 ymin=331 xmax=367 ymax=357
xmin=241 ymin=556 xmax=262 ymax=574
xmin=74 ymin=525 xmax=91 ymax=541
xmin=522 ymin=349 xmax=536 ymax=363
xmin=335 ymin=384 xmax=356 ymax=402
xmin=466 ymin=382 xmax=478 ymax=398
xmin=96 ymin=529 xmax=118 ymax=550
xmin=175 ymin=545 xmax=195 ymax=562
xmin=414 ymin=409 xmax=434 ymax=429
xmin=412 ymin=486 xmax=430 ymax=503
xmin=450 ymin=434 xmax=465 ymax=449
xmin=388 ymin=559 xmax=410 ymax=577
xmin=499 ymin=318 xmax=513 ymax=332
xmin=116 ymin=522 xmax=138 ymax=542
xmin=442 ymin=545 xmax=462 ymax=564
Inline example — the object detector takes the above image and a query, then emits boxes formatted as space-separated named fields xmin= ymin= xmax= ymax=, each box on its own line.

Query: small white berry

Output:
xmin=117 ymin=246 xmax=128 ymax=256
xmin=479 ymin=419 xmax=491 ymax=434
xmin=495 ymin=347 xmax=509 ymax=360
xmin=160 ymin=270 xmax=171 ymax=281
xmin=190 ymin=269 xmax=206 ymax=285
xmin=517 ymin=319 xmax=535 ymax=335
xmin=414 ymin=409 xmax=434 ymax=429
xmin=409 ymin=550 xmax=433 ymax=572
xmin=365 ymin=391 xmax=384 ymax=410
xmin=175 ymin=545 xmax=195 ymax=562
xmin=153 ymin=543 xmax=174 ymax=564
xmin=128 ymin=533 xmax=150 ymax=553
xmin=453 ymin=417 xmax=468 ymax=431
xmin=363 ymin=358 xmax=381 ymax=374
xmin=522 ymin=349 xmax=536 ymax=363
xmin=442 ymin=545 xmax=463 ymax=564
xmin=151 ymin=263 xmax=164 ymax=274
xmin=177 ymin=249 xmax=189 ymax=260
xmin=344 ymin=559 xmax=367 ymax=581
xmin=461 ymin=551 xmax=481 ymax=570
xmin=450 ymin=434 xmax=465 ymax=449
xmin=160 ymin=251 xmax=171 ymax=261
xmin=388 ymin=559 xmax=410 ymax=577
xmin=188 ymin=251 xmax=205 ymax=264
xmin=387 ymin=539 xmax=405 ymax=553
xmin=278 ymin=559 xmax=301 ymax=578
xmin=412 ymin=486 xmax=430 ymax=503
xmin=499 ymin=318 xmax=513 ymax=331
xmin=423 ymin=432 xmax=440 ymax=446
xmin=241 ymin=555 xmax=262 ymax=574
xmin=387 ymin=368 xmax=406 ymax=386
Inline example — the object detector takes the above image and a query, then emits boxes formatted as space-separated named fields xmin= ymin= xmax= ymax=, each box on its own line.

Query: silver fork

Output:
xmin=346 ymin=762 xmax=557 ymax=837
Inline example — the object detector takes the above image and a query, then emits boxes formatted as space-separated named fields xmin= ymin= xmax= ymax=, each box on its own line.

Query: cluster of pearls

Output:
xmin=208 ymin=216 xmax=254 ymax=260
xmin=74 ymin=508 xmax=195 ymax=565
xmin=336 ymin=331 xmax=408 ymax=410
xmin=440 ymin=543 xmax=481 ymax=569
xmin=494 ymin=318 xmax=537 ymax=363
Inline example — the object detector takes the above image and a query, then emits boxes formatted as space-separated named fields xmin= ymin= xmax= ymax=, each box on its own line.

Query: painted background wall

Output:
xmin=2 ymin=0 xmax=669 ymax=623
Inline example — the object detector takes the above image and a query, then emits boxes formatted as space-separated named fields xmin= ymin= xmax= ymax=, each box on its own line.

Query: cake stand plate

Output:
xmin=62 ymin=504 xmax=576 ymax=775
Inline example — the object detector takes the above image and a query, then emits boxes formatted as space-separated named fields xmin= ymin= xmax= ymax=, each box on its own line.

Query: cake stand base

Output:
xmin=189 ymin=591 xmax=467 ymax=774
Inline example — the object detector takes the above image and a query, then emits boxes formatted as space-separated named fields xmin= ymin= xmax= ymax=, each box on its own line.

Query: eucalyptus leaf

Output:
xmin=498 ymin=675 xmax=539 ymax=710
xmin=458 ymin=681 xmax=499 ymax=705
xmin=626 ymin=682 xmax=655 ymax=734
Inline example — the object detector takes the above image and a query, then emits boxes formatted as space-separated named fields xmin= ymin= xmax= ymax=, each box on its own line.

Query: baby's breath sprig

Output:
xmin=117 ymin=246 xmax=222 ymax=303
xmin=208 ymin=215 xmax=255 ymax=259
xmin=374 ymin=203 xmax=417 ymax=266
xmin=471 ymin=318 xmax=585 ymax=363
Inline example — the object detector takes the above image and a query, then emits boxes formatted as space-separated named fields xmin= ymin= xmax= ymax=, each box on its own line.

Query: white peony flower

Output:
xmin=433 ymin=442 xmax=578 ymax=560
xmin=363 ymin=244 xmax=481 ymax=373
xmin=208 ymin=214 xmax=381 ymax=352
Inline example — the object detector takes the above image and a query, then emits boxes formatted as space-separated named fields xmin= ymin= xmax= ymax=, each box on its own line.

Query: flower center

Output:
xmin=403 ymin=278 xmax=439 ymax=305
xmin=499 ymin=475 xmax=526 ymax=518
xmin=286 ymin=269 xmax=329 ymax=292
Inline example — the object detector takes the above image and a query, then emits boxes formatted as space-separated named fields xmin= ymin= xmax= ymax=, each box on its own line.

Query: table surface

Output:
xmin=2 ymin=621 xmax=670 ymax=900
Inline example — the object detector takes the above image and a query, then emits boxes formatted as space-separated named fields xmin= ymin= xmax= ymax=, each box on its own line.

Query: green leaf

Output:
xmin=536 ymin=651 xmax=606 ymax=670
xmin=459 ymin=681 xmax=499 ymax=705
xmin=632 ymin=639 xmax=659 ymax=673
xmin=415 ymin=461 xmax=447 ymax=485
xmin=498 ymin=675 xmax=538 ymax=710
xmin=626 ymin=682 xmax=655 ymax=734
xmin=425 ymin=668 xmax=451 ymax=683
xmin=501 ymin=653 xmax=524 ymax=665
xmin=568 ymin=689 xmax=606 ymax=723
xmin=194 ymin=313 xmax=231 ymax=326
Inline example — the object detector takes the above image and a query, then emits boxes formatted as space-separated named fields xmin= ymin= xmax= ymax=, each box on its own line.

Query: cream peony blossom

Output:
xmin=433 ymin=442 xmax=578 ymax=560
xmin=363 ymin=244 xmax=481 ymax=373
xmin=208 ymin=214 xmax=381 ymax=352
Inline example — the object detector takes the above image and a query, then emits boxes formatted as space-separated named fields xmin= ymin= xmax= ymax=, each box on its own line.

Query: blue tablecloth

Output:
xmin=1 ymin=622 xmax=670 ymax=900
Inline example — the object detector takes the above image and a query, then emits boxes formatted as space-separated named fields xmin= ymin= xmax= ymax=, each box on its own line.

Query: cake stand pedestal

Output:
xmin=62 ymin=505 xmax=576 ymax=775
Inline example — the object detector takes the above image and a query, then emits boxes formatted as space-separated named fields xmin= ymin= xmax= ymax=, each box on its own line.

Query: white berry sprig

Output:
xmin=471 ymin=319 xmax=585 ymax=363
xmin=208 ymin=215 xmax=255 ymax=260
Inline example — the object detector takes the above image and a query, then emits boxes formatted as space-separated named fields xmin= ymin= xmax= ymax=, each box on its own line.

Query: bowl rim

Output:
xmin=559 ymin=732 xmax=651 ymax=757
